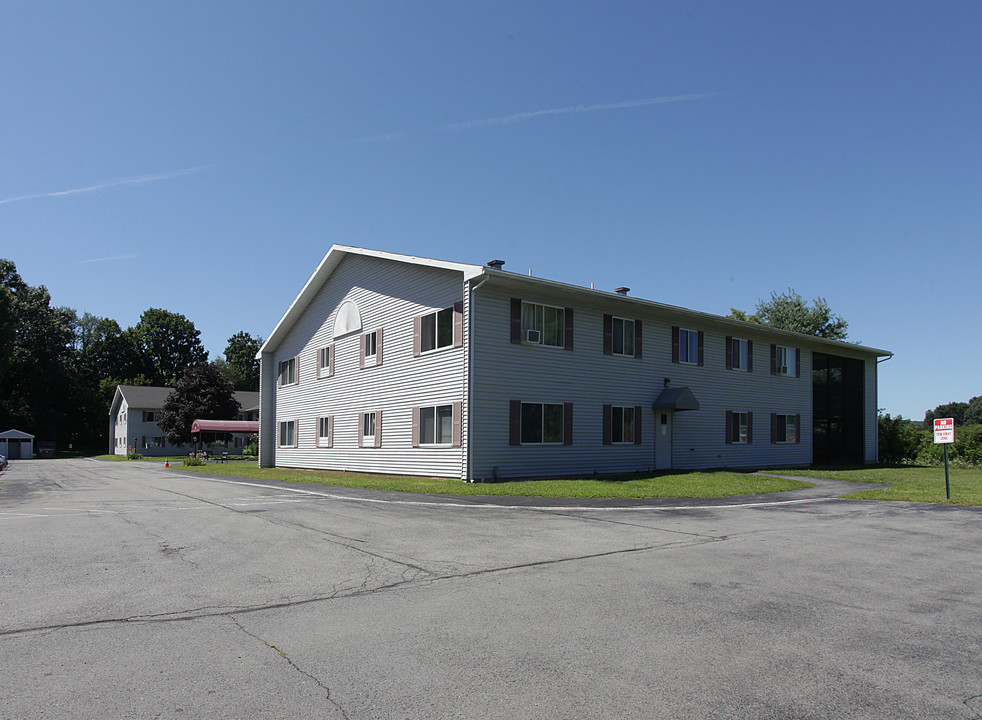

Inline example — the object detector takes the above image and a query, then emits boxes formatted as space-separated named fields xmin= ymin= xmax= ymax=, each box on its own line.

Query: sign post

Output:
xmin=933 ymin=418 xmax=955 ymax=500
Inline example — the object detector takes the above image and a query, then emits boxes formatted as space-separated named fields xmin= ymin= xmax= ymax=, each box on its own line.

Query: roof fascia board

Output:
xmin=476 ymin=270 xmax=892 ymax=358
xmin=259 ymin=245 xmax=484 ymax=357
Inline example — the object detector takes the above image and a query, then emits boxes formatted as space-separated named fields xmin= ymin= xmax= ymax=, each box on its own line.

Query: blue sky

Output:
xmin=2 ymin=1 xmax=979 ymax=420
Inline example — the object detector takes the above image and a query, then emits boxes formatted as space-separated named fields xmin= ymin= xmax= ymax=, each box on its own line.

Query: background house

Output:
xmin=258 ymin=246 xmax=890 ymax=479
xmin=0 ymin=429 xmax=35 ymax=460
xmin=109 ymin=385 xmax=260 ymax=456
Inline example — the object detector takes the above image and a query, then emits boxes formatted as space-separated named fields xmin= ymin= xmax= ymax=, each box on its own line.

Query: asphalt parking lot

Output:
xmin=2 ymin=458 xmax=981 ymax=719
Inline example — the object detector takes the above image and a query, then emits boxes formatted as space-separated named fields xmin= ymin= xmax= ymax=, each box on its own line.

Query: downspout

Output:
xmin=465 ymin=272 xmax=491 ymax=482
xmin=874 ymin=353 xmax=894 ymax=463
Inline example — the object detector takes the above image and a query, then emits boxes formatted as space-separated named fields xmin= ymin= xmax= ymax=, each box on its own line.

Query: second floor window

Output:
xmin=521 ymin=302 xmax=564 ymax=347
xmin=421 ymin=307 xmax=454 ymax=352
xmin=364 ymin=331 xmax=378 ymax=360
xmin=278 ymin=357 xmax=297 ymax=386
xmin=612 ymin=318 xmax=635 ymax=356
xmin=678 ymin=328 xmax=700 ymax=364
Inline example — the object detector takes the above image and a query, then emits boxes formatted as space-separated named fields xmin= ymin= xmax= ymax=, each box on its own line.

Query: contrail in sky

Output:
xmin=75 ymin=254 xmax=142 ymax=265
xmin=353 ymin=92 xmax=722 ymax=143
xmin=0 ymin=165 xmax=211 ymax=206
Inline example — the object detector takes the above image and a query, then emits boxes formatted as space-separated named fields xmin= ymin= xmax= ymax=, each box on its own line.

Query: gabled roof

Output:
xmin=110 ymin=385 xmax=259 ymax=414
xmin=258 ymin=245 xmax=891 ymax=360
xmin=259 ymin=245 xmax=486 ymax=356
xmin=0 ymin=429 xmax=35 ymax=440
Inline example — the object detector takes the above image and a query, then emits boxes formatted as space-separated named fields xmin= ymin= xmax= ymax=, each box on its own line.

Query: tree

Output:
xmin=728 ymin=289 xmax=849 ymax=340
xmin=877 ymin=413 xmax=926 ymax=464
xmin=156 ymin=363 xmax=240 ymax=446
xmin=964 ymin=396 xmax=982 ymax=426
xmin=132 ymin=308 xmax=208 ymax=385
xmin=221 ymin=331 xmax=263 ymax=391
xmin=0 ymin=259 xmax=78 ymax=443
xmin=924 ymin=401 xmax=970 ymax=428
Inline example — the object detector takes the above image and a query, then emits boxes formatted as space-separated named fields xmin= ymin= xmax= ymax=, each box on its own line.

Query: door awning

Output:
xmin=191 ymin=419 xmax=260 ymax=434
xmin=652 ymin=387 xmax=700 ymax=412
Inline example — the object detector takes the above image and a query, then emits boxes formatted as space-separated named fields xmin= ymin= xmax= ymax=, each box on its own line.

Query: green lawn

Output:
xmin=761 ymin=465 xmax=982 ymax=506
xmin=98 ymin=456 xmax=812 ymax=499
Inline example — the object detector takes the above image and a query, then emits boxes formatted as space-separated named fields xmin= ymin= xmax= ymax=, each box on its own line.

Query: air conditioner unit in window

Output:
xmin=524 ymin=329 xmax=541 ymax=344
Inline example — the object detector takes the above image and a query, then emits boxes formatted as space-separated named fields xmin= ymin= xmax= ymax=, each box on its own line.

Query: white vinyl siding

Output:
xmin=264 ymin=253 xmax=467 ymax=477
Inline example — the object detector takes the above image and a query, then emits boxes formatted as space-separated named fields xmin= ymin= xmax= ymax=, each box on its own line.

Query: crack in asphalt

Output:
xmin=0 ymin=537 xmax=716 ymax=638
xmin=229 ymin=615 xmax=351 ymax=720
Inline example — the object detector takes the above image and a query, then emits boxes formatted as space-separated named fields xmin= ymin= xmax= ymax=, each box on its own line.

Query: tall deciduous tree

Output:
xmin=132 ymin=308 xmax=208 ymax=385
xmin=221 ymin=331 xmax=263 ymax=391
xmin=0 ymin=259 xmax=78 ymax=442
xmin=924 ymin=401 xmax=971 ymax=428
xmin=157 ymin=363 xmax=240 ymax=446
xmin=728 ymin=289 xmax=849 ymax=341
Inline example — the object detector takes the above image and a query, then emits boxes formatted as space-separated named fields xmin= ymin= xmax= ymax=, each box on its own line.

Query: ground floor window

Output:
xmin=726 ymin=411 xmax=752 ymax=444
xmin=317 ymin=416 xmax=333 ymax=448
xmin=278 ymin=420 xmax=296 ymax=447
xmin=419 ymin=405 xmax=453 ymax=445
xmin=772 ymin=413 xmax=799 ymax=443
xmin=521 ymin=403 xmax=564 ymax=444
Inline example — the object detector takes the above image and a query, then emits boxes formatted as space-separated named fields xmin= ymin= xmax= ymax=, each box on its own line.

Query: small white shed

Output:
xmin=0 ymin=429 xmax=35 ymax=460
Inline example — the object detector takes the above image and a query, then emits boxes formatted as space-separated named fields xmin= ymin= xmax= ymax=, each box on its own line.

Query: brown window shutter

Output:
xmin=634 ymin=320 xmax=642 ymax=359
xmin=564 ymin=308 xmax=574 ymax=351
xmin=327 ymin=416 xmax=334 ymax=448
xmin=316 ymin=349 xmax=322 ymax=380
xmin=376 ymin=328 xmax=383 ymax=366
xmin=770 ymin=344 xmax=777 ymax=375
xmin=510 ymin=298 xmax=522 ymax=344
xmin=747 ymin=340 xmax=753 ymax=373
xmin=697 ymin=332 xmax=704 ymax=366
xmin=725 ymin=411 xmax=733 ymax=444
xmin=329 ymin=344 xmax=335 ymax=377
xmin=509 ymin=400 xmax=521 ymax=446
xmin=453 ymin=301 xmax=463 ymax=348
xmin=358 ymin=413 xmax=364 ymax=447
xmin=359 ymin=335 xmax=365 ymax=369
xmin=294 ymin=419 xmax=299 ymax=448
xmin=747 ymin=412 xmax=753 ymax=444
xmin=412 ymin=406 xmax=419 ymax=448
xmin=564 ymin=403 xmax=573 ymax=445
xmin=375 ymin=410 xmax=382 ymax=448
xmin=602 ymin=404 xmax=612 ymax=445
xmin=634 ymin=406 xmax=643 ymax=444
xmin=294 ymin=356 xmax=300 ymax=385
xmin=795 ymin=414 xmax=801 ymax=443
xmin=603 ymin=315 xmax=613 ymax=355
xmin=725 ymin=336 xmax=733 ymax=370
xmin=672 ymin=326 xmax=680 ymax=363
xmin=452 ymin=401 xmax=462 ymax=447
xmin=413 ymin=316 xmax=421 ymax=357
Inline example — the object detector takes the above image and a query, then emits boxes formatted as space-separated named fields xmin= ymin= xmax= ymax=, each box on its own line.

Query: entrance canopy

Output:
xmin=652 ymin=387 xmax=700 ymax=412
xmin=190 ymin=420 xmax=259 ymax=434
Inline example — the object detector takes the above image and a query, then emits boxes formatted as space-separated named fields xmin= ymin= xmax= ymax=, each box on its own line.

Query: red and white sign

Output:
xmin=934 ymin=418 xmax=955 ymax=444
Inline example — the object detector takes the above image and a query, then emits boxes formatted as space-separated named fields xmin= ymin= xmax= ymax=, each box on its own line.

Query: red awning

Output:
xmin=190 ymin=419 xmax=259 ymax=434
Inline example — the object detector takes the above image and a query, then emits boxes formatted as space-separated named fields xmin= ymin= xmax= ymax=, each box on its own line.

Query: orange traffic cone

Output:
xmin=165 ymin=457 xmax=169 ymax=468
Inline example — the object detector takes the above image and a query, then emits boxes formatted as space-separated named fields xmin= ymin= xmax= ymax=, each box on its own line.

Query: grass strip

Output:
xmin=760 ymin=465 xmax=982 ymax=506
xmin=112 ymin=458 xmax=812 ymax=499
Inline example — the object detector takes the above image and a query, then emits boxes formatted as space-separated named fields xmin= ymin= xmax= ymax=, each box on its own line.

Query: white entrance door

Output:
xmin=655 ymin=411 xmax=673 ymax=470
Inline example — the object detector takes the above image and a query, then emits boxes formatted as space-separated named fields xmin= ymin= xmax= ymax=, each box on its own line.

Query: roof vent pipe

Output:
xmin=487 ymin=259 xmax=505 ymax=270
xmin=614 ymin=287 xmax=630 ymax=296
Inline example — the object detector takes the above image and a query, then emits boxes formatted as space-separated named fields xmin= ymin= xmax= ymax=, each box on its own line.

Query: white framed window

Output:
xmin=317 ymin=416 xmax=333 ymax=448
xmin=143 ymin=436 xmax=165 ymax=449
xmin=419 ymin=405 xmax=454 ymax=445
xmin=421 ymin=307 xmax=455 ymax=353
xmin=612 ymin=318 xmax=635 ymax=356
xmin=679 ymin=329 xmax=699 ymax=364
xmin=611 ymin=406 xmax=636 ymax=443
xmin=361 ymin=329 xmax=383 ymax=368
xmin=521 ymin=402 xmax=565 ymax=444
xmin=278 ymin=357 xmax=297 ymax=386
xmin=772 ymin=414 xmax=799 ymax=443
xmin=360 ymin=411 xmax=381 ymax=447
xmin=773 ymin=345 xmax=797 ymax=377
xmin=317 ymin=345 xmax=334 ymax=379
xmin=728 ymin=337 xmax=752 ymax=371
xmin=521 ymin=302 xmax=565 ymax=348
xmin=726 ymin=411 xmax=752 ymax=444
xmin=278 ymin=420 xmax=297 ymax=447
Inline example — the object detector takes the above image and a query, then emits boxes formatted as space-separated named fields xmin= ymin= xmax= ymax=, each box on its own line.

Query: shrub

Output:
xmin=127 ymin=451 xmax=143 ymax=460
xmin=243 ymin=442 xmax=258 ymax=457
xmin=183 ymin=455 xmax=205 ymax=466
xmin=878 ymin=413 xmax=926 ymax=464
xmin=917 ymin=424 xmax=982 ymax=466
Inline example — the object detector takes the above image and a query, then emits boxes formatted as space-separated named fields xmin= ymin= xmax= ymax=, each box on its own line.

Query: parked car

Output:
xmin=0 ymin=455 xmax=7 ymax=471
